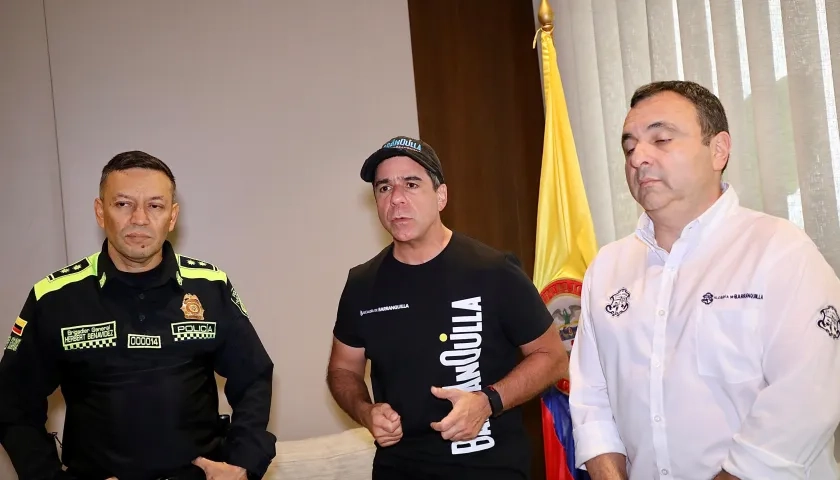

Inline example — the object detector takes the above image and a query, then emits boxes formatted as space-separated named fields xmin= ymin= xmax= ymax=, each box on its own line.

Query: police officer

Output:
xmin=0 ymin=151 xmax=276 ymax=480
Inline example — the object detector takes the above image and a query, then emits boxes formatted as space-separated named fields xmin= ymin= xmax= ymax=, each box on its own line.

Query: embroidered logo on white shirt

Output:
xmin=701 ymin=292 xmax=764 ymax=305
xmin=818 ymin=306 xmax=840 ymax=339
xmin=605 ymin=288 xmax=630 ymax=317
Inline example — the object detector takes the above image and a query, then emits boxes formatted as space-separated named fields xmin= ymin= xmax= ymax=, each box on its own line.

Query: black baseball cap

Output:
xmin=360 ymin=136 xmax=445 ymax=184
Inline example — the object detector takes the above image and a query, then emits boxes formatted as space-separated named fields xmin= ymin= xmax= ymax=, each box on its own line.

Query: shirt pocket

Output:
xmin=694 ymin=307 xmax=763 ymax=383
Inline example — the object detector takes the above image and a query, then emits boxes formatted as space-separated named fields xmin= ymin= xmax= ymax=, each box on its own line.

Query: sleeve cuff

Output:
xmin=572 ymin=420 xmax=627 ymax=468
xmin=225 ymin=435 xmax=277 ymax=478
xmin=227 ymin=449 xmax=273 ymax=478
xmin=722 ymin=434 xmax=805 ymax=479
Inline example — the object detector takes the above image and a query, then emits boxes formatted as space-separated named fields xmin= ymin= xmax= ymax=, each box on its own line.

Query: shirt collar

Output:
xmin=635 ymin=183 xmax=739 ymax=250
xmin=96 ymin=239 xmax=183 ymax=290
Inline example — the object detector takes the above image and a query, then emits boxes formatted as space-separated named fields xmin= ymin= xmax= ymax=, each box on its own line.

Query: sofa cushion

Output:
xmin=263 ymin=427 xmax=376 ymax=480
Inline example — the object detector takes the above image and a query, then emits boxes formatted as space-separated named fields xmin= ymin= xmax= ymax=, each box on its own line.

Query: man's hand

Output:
xmin=361 ymin=402 xmax=403 ymax=447
xmin=429 ymin=386 xmax=492 ymax=441
xmin=712 ymin=471 xmax=740 ymax=480
xmin=192 ymin=457 xmax=247 ymax=480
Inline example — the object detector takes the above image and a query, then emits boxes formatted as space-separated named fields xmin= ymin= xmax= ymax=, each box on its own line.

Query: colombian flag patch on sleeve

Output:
xmin=11 ymin=317 xmax=27 ymax=336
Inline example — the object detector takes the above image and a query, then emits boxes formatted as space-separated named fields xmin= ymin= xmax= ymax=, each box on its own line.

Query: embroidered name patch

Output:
xmin=818 ymin=306 xmax=840 ymax=339
xmin=61 ymin=321 xmax=117 ymax=350
xmin=127 ymin=334 xmax=161 ymax=349
xmin=171 ymin=321 xmax=216 ymax=342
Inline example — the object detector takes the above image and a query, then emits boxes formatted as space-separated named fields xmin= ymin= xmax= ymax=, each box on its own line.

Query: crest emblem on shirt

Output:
xmin=180 ymin=293 xmax=205 ymax=321
xmin=605 ymin=288 xmax=630 ymax=317
xmin=817 ymin=306 xmax=840 ymax=339
xmin=230 ymin=286 xmax=248 ymax=317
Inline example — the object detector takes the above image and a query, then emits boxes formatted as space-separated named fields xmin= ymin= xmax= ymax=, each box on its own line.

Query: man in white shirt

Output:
xmin=569 ymin=80 xmax=840 ymax=480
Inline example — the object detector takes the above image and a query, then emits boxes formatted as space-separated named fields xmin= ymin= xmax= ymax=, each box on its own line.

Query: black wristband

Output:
xmin=481 ymin=385 xmax=504 ymax=417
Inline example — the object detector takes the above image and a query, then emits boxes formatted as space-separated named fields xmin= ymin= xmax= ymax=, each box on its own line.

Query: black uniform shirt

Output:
xmin=0 ymin=241 xmax=276 ymax=480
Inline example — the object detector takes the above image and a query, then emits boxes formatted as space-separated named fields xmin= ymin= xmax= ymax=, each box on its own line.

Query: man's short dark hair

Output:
xmin=630 ymin=80 xmax=729 ymax=171
xmin=99 ymin=151 xmax=176 ymax=196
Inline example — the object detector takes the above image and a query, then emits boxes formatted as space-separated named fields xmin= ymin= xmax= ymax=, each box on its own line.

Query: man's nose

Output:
xmin=389 ymin=185 xmax=407 ymax=205
xmin=130 ymin=206 xmax=150 ymax=225
xmin=628 ymin=142 xmax=655 ymax=169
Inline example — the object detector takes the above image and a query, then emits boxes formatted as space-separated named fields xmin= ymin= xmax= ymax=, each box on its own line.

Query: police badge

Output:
xmin=181 ymin=293 xmax=205 ymax=321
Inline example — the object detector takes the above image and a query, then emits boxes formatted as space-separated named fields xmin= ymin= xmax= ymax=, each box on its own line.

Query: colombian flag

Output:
xmin=11 ymin=317 xmax=27 ymax=336
xmin=533 ymin=3 xmax=598 ymax=479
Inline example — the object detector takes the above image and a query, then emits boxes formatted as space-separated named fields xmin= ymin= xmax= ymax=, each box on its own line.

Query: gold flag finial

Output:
xmin=538 ymin=0 xmax=554 ymax=30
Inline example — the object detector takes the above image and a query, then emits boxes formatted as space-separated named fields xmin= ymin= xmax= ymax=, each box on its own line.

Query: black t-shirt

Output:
xmin=333 ymin=232 xmax=553 ymax=477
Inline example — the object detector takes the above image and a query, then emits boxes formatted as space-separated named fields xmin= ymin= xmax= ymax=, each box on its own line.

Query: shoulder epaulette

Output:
xmin=176 ymin=254 xmax=227 ymax=283
xmin=34 ymin=253 xmax=99 ymax=300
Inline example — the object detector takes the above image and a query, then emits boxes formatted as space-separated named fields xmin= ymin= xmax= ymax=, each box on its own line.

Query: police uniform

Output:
xmin=0 ymin=241 xmax=275 ymax=480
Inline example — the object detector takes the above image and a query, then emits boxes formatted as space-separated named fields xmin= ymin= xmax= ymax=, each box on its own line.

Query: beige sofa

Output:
xmin=264 ymin=427 xmax=376 ymax=479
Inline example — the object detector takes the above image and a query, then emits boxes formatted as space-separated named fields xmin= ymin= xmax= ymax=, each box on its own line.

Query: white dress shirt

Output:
xmin=570 ymin=185 xmax=840 ymax=479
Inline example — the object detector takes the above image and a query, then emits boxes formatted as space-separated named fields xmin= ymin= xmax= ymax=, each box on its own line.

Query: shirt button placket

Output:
xmin=651 ymin=261 xmax=677 ymax=480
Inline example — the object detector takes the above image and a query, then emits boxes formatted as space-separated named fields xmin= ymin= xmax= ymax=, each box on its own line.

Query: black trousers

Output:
xmin=64 ymin=464 xmax=206 ymax=480
xmin=373 ymin=462 xmax=528 ymax=480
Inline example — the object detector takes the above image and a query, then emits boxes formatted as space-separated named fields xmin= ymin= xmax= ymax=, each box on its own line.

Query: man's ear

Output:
xmin=712 ymin=131 xmax=731 ymax=172
xmin=169 ymin=202 xmax=180 ymax=232
xmin=436 ymin=184 xmax=448 ymax=211
xmin=94 ymin=197 xmax=105 ymax=229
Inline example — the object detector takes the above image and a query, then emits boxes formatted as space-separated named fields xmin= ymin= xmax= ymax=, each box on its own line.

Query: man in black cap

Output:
xmin=325 ymin=136 xmax=567 ymax=479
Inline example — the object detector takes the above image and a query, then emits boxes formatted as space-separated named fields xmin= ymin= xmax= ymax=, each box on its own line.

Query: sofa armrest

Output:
xmin=262 ymin=427 xmax=376 ymax=480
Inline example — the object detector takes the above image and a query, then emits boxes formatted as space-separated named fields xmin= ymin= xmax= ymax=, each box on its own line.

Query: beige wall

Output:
xmin=0 ymin=0 xmax=417 ymax=476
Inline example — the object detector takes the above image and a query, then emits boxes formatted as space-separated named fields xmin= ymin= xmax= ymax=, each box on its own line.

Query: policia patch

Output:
xmin=171 ymin=321 xmax=216 ymax=342
xmin=61 ymin=321 xmax=117 ymax=350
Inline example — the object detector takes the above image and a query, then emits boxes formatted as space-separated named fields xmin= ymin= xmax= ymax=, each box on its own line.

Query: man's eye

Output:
xmin=407 ymin=182 xmax=418 ymax=189
xmin=655 ymin=138 xmax=672 ymax=144
xmin=378 ymin=185 xmax=391 ymax=193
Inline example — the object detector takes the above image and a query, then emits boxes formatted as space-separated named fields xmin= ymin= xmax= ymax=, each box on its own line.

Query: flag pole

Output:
xmin=533 ymin=1 xmax=596 ymax=478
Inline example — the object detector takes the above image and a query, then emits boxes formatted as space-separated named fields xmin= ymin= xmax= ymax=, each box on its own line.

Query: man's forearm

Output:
xmin=0 ymin=424 xmax=63 ymax=478
xmin=326 ymin=368 xmax=373 ymax=426
xmin=223 ymin=367 xmax=276 ymax=477
xmin=585 ymin=453 xmax=628 ymax=480
xmin=492 ymin=349 xmax=565 ymax=412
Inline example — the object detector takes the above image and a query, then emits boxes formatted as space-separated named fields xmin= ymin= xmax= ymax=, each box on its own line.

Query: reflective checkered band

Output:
xmin=64 ymin=338 xmax=117 ymax=350
xmin=173 ymin=331 xmax=215 ymax=342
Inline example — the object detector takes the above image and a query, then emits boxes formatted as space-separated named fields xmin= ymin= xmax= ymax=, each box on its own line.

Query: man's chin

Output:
xmin=118 ymin=242 xmax=161 ymax=260
xmin=389 ymin=229 xmax=418 ymax=243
